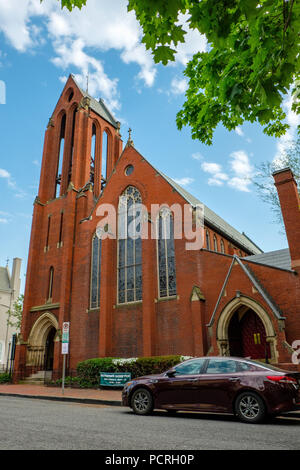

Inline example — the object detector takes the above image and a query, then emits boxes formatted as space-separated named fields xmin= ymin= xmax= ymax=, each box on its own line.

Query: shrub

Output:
xmin=0 ymin=373 xmax=11 ymax=384
xmin=76 ymin=355 xmax=189 ymax=388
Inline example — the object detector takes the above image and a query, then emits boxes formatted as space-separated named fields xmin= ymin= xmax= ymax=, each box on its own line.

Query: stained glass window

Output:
xmin=157 ymin=209 xmax=177 ymax=298
xmin=90 ymin=233 xmax=102 ymax=309
xmin=117 ymin=186 xmax=142 ymax=304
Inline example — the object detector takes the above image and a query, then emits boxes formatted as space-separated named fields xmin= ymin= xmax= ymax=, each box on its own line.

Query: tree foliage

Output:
xmin=6 ymin=295 xmax=24 ymax=332
xmin=42 ymin=0 xmax=300 ymax=145
xmin=252 ymin=137 xmax=300 ymax=229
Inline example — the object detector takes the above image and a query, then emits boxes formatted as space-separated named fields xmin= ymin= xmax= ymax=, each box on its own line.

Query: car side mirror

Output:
xmin=166 ymin=369 xmax=176 ymax=378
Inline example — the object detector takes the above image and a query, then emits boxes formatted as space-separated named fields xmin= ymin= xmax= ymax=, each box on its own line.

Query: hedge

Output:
xmin=0 ymin=373 xmax=11 ymax=384
xmin=75 ymin=355 xmax=190 ymax=388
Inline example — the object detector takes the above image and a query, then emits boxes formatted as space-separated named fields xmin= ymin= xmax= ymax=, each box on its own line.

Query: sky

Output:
xmin=0 ymin=0 xmax=299 ymax=293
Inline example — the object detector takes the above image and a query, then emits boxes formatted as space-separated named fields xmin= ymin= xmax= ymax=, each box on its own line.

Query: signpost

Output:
xmin=61 ymin=322 xmax=70 ymax=395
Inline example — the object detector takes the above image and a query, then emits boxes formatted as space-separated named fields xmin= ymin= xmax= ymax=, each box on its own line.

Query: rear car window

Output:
xmin=206 ymin=359 xmax=237 ymax=374
xmin=237 ymin=361 xmax=260 ymax=372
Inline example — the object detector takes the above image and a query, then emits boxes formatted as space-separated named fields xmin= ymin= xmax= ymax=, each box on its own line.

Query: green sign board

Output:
xmin=100 ymin=372 xmax=131 ymax=387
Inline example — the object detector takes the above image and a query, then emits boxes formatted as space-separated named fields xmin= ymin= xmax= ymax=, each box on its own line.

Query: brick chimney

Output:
xmin=273 ymin=167 xmax=300 ymax=271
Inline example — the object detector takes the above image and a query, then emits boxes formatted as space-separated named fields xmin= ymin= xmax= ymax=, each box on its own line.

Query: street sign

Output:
xmin=62 ymin=322 xmax=70 ymax=355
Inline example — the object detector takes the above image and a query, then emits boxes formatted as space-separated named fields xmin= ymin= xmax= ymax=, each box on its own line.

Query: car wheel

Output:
xmin=131 ymin=388 xmax=153 ymax=415
xmin=235 ymin=392 xmax=266 ymax=424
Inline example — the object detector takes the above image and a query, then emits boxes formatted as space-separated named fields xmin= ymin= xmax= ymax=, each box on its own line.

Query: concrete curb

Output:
xmin=0 ymin=392 xmax=122 ymax=406
xmin=1 ymin=392 xmax=299 ymax=419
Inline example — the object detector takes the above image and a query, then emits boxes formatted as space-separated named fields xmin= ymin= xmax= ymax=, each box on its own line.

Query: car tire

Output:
xmin=131 ymin=388 xmax=153 ymax=415
xmin=235 ymin=392 xmax=266 ymax=424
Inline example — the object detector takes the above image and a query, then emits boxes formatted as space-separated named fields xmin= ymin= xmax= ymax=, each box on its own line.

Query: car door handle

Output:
xmin=229 ymin=377 xmax=239 ymax=382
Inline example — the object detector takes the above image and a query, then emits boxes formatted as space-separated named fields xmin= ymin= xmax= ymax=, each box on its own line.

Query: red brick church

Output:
xmin=14 ymin=75 xmax=300 ymax=380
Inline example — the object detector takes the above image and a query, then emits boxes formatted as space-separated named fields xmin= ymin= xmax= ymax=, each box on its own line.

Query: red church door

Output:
xmin=240 ymin=310 xmax=270 ymax=360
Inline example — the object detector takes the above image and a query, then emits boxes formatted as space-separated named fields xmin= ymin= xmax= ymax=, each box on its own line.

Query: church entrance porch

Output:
xmin=216 ymin=296 xmax=278 ymax=363
xmin=25 ymin=312 xmax=59 ymax=380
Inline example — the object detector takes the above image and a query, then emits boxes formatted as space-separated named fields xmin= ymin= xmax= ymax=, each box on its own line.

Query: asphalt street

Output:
xmin=0 ymin=396 xmax=299 ymax=450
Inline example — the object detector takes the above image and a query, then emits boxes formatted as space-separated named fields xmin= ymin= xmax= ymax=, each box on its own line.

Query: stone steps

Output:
xmin=21 ymin=370 xmax=46 ymax=384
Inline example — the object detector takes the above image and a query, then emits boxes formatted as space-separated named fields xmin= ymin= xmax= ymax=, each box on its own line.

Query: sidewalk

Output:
xmin=0 ymin=383 xmax=122 ymax=406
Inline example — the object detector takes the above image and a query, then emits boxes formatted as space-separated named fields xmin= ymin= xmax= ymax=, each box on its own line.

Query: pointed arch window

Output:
xmin=68 ymin=108 xmax=77 ymax=185
xmin=213 ymin=235 xmax=218 ymax=252
xmin=91 ymin=123 xmax=97 ymax=186
xmin=48 ymin=267 xmax=54 ymax=301
xmin=157 ymin=208 xmax=177 ymax=298
xmin=117 ymin=186 xmax=142 ymax=304
xmin=55 ymin=113 xmax=66 ymax=198
xmin=102 ymin=130 xmax=108 ymax=185
xmin=206 ymin=230 xmax=210 ymax=250
xmin=90 ymin=233 xmax=102 ymax=309
xmin=220 ymin=239 xmax=225 ymax=254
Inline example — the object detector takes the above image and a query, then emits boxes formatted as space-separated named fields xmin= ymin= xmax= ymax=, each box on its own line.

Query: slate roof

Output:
xmin=72 ymin=75 xmax=119 ymax=129
xmin=244 ymin=248 xmax=292 ymax=271
xmin=158 ymin=171 xmax=263 ymax=255
xmin=0 ymin=267 xmax=11 ymax=291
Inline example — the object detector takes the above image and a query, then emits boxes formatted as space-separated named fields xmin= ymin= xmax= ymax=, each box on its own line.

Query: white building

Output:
xmin=0 ymin=258 xmax=21 ymax=370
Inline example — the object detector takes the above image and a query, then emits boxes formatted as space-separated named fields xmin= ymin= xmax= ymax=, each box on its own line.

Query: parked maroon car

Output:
xmin=122 ymin=357 xmax=300 ymax=423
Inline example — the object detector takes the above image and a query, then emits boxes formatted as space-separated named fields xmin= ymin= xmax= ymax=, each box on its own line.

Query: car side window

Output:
xmin=206 ymin=359 xmax=237 ymax=374
xmin=174 ymin=360 xmax=205 ymax=376
xmin=237 ymin=361 xmax=261 ymax=372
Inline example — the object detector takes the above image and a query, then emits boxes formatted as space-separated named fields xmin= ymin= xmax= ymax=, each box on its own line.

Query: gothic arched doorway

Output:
xmin=228 ymin=307 xmax=271 ymax=361
xmin=216 ymin=296 xmax=277 ymax=363
xmin=26 ymin=312 xmax=59 ymax=370
xmin=44 ymin=327 xmax=56 ymax=371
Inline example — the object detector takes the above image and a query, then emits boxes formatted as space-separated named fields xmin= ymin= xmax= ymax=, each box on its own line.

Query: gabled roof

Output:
xmin=157 ymin=171 xmax=263 ymax=255
xmin=244 ymin=248 xmax=292 ymax=271
xmin=0 ymin=267 xmax=10 ymax=292
xmin=208 ymin=255 xmax=285 ymax=327
xmin=71 ymin=75 xmax=119 ymax=129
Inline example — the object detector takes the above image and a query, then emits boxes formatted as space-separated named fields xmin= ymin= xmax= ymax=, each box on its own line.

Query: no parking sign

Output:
xmin=62 ymin=322 xmax=70 ymax=355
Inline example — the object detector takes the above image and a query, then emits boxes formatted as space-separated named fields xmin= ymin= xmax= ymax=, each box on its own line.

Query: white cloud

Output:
xmin=201 ymin=162 xmax=222 ymax=174
xmin=208 ymin=178 xmax=224 ymax=187
xmin=200 ymin=150 xmax=253 ymax=192
xmin=0 ymin=168 xmax=16 ymax=189
xmin=0 ymin=0 xmax=210 ymax=108
xmin=174 ymin=14 xmax=208 ymax=66
xmin=235 ymin=126 xmax=244 ymax=137
xmin=0 ymin=0 xmax=153 ymax=108
xmin=192 ymin=152 xmax=203 ymax=161
xmin=173 ymin=177 xmax=194 ymax=187
xmin=201 ymin=161 xmax=229 ymax=187
xmin=0 ymin=168 xmax=10 ymax=179
xmin=170 ymin=77 xmax=188 ymax=95
xmin=0 ymin=167 xmax=27 ymax=198
xmin=274 ymin=91 xmax=300 ymax=165
xmin=52 ymin=38 xmax=120 ymax=111
xmin=228 ymin=150 xmax=253 ymax=192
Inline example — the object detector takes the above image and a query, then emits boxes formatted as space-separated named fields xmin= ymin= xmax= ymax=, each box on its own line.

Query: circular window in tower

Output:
xmin=125 ymin=165 xmax=134 ymax=176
